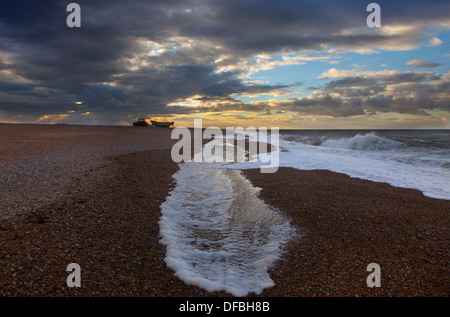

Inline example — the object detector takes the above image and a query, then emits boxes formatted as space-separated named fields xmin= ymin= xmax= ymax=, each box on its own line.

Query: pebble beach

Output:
xmin=0 ymin=123 xmax=448 ymax=296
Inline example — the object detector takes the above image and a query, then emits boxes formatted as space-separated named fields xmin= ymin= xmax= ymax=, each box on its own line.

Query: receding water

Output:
xmin=159 ymin=141 xmax=294 ymax=296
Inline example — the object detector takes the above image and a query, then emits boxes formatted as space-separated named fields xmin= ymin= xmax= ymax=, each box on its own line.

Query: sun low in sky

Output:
xmin=0 ymin=0 xmax=448 ymax=129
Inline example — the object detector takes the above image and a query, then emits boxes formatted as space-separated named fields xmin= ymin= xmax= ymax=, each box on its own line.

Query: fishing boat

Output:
xmin=132 ymin=118 xmax=149 ymax=126
xmin=151 ymin=120 xmax=174 ymax=127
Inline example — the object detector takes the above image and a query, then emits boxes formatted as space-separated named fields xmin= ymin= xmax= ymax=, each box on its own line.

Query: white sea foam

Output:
xmin=228 ymin=131 xmax=450 ymax=200
xmin=159 ymin=141 xmax=294 ymax=296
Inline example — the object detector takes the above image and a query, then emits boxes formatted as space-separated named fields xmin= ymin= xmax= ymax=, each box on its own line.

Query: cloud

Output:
xmin=429 ymin=36 xmax=443 ymax=46
xmin=218 ymin=54 xmax=332 ymax=77
xmin=320 ymin=68 xmax=441 ymax=84
xmin=405 ymin=59 xmax=442 ymax=68
xmin=253 ymin=66 xmax=450 ymax=118
xmin=252 ymin=78 xmax=450 ymax=118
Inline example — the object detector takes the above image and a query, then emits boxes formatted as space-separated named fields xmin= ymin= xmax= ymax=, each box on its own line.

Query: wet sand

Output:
xmin=0 ymin=123 xmax=448 ymax=296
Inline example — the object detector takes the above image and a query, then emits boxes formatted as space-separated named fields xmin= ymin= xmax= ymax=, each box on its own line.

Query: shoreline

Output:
xmin=0 ymin=124 xmax=448 ymax=296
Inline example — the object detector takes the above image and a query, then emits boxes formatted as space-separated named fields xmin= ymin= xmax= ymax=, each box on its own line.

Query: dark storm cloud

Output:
xmin=0 ymin=0 xmax=449 ymax=123
xmin=1 ymin=0 xmax=298 ymax=121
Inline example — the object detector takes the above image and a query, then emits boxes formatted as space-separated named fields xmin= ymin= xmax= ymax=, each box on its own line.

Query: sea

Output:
xmin=277 ymin=129 xmax=450 ymax=200
xmin=159 ymin=129 xmax=449 ymax=296
xmin=228 ymin=129 xmax=450 ymax=200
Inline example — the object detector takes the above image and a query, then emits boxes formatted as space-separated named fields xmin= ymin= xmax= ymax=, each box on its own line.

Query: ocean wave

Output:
xmin=280 ymin=135 xmax=322 ymax=146
xmin=282 ymin=132 xmax=405 ymax=151
xmin=320 ymin=132 xmax=405 ymax=151
xmin=243 ymin=130 xmax=450 ymax=200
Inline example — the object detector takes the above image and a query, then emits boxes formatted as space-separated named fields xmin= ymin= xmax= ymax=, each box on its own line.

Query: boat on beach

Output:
xmin=132 ymin=118 xmax=149 ymax=126
xmin=132 ymin=117 xmax=174 ymax=127
xmin=151 ymin=120 xmax=174 ymax=127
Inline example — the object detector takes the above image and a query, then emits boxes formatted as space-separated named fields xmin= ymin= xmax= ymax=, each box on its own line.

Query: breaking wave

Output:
xmin=320 ymin=132 xmax=404 ymax=151
xmin=281 ymin=132 xmax=404 ymax=151
xmin=244 ymin=130 xmax=450 ymax=200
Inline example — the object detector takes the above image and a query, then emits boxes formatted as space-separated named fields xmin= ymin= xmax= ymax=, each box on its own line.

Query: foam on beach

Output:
xmin=159 ymin=143 xmax=294 ymax=296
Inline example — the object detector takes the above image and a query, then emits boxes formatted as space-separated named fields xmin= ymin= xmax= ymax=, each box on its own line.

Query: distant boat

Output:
xmin=151 ymin=120 xmax=174 ymax=127
xmin=133 ymin=118 xmax=149 ymax=126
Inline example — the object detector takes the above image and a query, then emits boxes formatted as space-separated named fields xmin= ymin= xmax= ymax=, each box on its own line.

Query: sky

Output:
xmin=0 ymin=0 xmax=449 ymax=129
